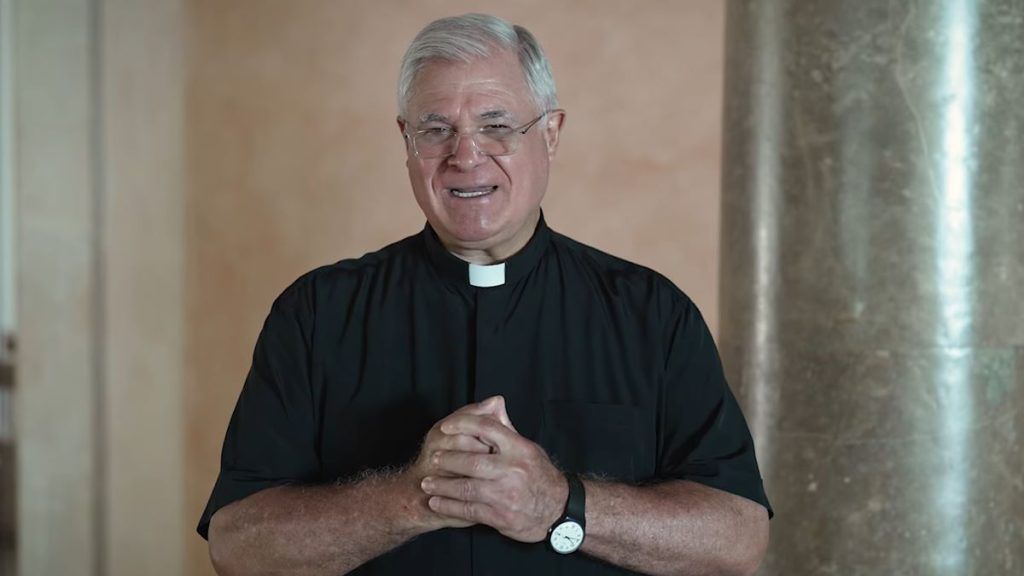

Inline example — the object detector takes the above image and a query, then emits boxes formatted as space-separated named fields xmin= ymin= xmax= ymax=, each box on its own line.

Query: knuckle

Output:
xmin=460 ymin=479 xmax=476 ymax=500
xmin=508 ymin=490 xmax=524 ymax=508
xmin=507 ymin=465 xmax=528 ymax=484
xmin=434 ymin=416 xmax=454 ymax=433
xmin=471 ymin=456 xmax=489 ymax=475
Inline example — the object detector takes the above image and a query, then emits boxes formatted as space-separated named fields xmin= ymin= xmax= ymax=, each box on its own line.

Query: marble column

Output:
xmin=720 ymin=1 xmax=1024 ymax=573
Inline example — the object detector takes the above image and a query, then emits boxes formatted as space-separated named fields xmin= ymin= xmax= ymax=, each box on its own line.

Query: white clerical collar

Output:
xmin=468 ymin=262 xmax=506 ymax=287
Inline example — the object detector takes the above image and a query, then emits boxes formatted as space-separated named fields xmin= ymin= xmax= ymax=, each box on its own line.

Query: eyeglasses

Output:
xmin=403 ymin=111 xmax=555 ymax=159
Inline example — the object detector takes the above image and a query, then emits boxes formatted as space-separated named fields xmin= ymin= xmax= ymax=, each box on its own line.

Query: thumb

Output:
xmin=480 ymin=395 xmax=518 ymax=433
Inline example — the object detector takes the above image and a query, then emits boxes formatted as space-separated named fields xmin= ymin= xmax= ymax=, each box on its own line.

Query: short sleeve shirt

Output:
xmin=198 ymin=215 xmax=771 ymax=575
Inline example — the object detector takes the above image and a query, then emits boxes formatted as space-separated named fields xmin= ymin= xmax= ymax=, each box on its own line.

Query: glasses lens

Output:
xmin=470 ymin=141 xmax=511 ymax=157
xmin=413 ymin=129 xmax=450 ymax=159
xmin=477 ymin=127 xmax=517 ymax=156
xmin=413 ymin=129 xmax=519 ymax=159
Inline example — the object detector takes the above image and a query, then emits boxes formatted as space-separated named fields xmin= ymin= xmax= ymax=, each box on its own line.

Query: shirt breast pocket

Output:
xmin=538 ymin=401 xmax=655 ymax=483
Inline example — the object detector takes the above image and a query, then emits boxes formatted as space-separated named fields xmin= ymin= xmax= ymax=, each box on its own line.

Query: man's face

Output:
xmin=400 ymin=50 xmax=563 ymax=260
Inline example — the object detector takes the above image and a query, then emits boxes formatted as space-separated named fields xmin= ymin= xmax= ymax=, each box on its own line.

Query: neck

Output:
xmin=444 ymin=211 xmax=541 ymax=265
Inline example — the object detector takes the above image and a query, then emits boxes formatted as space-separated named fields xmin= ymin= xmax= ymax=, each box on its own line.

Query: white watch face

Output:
xmin=549 ymin=520 xmax=585 ymax=554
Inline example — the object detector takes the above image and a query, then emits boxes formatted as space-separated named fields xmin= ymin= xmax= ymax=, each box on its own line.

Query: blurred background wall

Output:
xmin=13 ymin=1 xmax=1020 ymax=575
xmin=11 ymin=1 xmax=185 ymax=574
xmin=5 ymin=1 xmax=726 ymax=574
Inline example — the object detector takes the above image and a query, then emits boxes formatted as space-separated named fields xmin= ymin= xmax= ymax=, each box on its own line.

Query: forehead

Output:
xmin=406 ymin=50 xmax=534 ymax=119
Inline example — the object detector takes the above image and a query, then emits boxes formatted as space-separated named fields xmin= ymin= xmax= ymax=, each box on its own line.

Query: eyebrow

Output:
xmin=416 ymin=110 xmax=514 ymax=125
xmin=417 ymin=113 xmax=449 ymax=124
xmin=479 ymin=110 xmax=513 ymax=121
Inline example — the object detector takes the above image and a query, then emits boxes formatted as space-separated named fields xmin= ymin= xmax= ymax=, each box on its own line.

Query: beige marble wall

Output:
xmin=100 ymin=0 xmax=186 ymax=574
xmin=184 ymin=1 xmax=725 ymax=573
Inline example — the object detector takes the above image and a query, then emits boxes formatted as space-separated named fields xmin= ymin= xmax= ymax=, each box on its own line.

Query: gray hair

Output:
xmin=397 ymin=14 xmax=558 ymax=117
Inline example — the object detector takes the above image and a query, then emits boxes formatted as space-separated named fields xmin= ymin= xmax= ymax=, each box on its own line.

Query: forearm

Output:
xmin=580 ymin=479 xmax=769 ymax=576
xmin=208 ymin=470 xmax=429 ymax=576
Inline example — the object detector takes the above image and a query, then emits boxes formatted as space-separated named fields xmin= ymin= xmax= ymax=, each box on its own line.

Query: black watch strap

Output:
xmin=565 ymin=472 xmax=586 ymax=526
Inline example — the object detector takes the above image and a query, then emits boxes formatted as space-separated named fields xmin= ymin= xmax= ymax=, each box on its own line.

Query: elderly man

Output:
xmin=200 ymin=13 xmax=771 ymax=576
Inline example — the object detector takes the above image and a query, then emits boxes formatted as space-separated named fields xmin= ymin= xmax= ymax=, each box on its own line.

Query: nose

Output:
xmin=447 ymin=132 xmax=487 ymax=171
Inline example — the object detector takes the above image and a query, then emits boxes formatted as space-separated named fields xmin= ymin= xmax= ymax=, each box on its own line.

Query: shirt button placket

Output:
xmin=471 ymin=287 xmax=505 ymax=575
xmin=473 ymin=288 xmax=503 ymax=403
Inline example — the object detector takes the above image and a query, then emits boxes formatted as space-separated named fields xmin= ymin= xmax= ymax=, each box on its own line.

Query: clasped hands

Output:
xmin=405 ymin=396 xmax=568 ymax=543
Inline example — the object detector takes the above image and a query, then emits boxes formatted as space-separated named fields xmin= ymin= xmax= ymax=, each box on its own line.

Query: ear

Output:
xmin=397 ymin=116 xmax=409 ymax=138
xmin=397 ymin=116 xmax=415 ymax=158
xmin=543 ymin=109 xmax=566 ymax=159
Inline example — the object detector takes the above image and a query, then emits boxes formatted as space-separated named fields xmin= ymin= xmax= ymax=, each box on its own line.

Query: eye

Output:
xmin=480 ymin=124 xmax=513 ymax=137
xmin=420 ymin=126 xmax=453 ymax=136
xmin=417 ymin=126 xmax=454 ymax=145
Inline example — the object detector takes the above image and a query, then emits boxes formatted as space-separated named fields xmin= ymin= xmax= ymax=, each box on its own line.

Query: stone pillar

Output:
xmin=720 ymin=0 xmax=1024 ymax=573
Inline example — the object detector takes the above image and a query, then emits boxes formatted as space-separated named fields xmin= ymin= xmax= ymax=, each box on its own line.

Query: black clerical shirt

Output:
xmin=199 ymin=215 xmax=771 ymax=575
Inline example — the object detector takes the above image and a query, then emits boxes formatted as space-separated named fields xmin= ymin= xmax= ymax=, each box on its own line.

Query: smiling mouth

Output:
xmin=449 ymin=186 xmax=498 ymax=199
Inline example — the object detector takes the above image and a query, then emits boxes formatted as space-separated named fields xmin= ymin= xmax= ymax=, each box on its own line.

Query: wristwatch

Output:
xmin=547 ymin=472 xmax=586 ymax=554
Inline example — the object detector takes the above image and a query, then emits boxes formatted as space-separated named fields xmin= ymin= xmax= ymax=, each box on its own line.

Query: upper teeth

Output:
xmin=451 ymin=187 xmax=494 ymax=198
